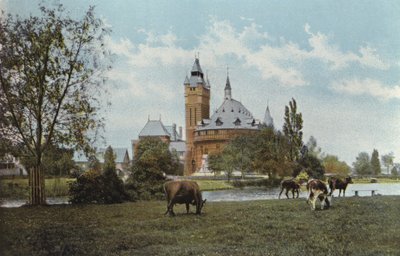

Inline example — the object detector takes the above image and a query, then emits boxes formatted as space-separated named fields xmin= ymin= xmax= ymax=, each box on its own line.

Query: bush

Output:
xmin=124 ymin=178 xmax=165 ymax=201
xmin=69 ymin=169 xmax=129 ymax=204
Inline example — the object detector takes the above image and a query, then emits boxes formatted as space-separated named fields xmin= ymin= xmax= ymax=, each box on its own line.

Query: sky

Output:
xmin=1 ymin=0 xmax=400 ymax=166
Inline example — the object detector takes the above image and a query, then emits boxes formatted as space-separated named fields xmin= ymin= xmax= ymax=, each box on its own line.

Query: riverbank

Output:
xmin=1 ymin=196 xmax=399 ymax=255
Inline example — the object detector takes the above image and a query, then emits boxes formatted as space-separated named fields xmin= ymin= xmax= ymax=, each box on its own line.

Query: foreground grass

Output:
xmin=1 ymin=196 xmax=399 ymax=255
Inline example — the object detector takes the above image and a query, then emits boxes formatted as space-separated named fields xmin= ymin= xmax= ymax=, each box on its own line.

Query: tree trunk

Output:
xmin=29 ymin=166 xmax=46 ymax=205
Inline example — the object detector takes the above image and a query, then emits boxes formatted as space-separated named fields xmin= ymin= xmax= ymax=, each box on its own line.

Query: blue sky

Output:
xmin=2 ymin=0 xmax=400 ymax=166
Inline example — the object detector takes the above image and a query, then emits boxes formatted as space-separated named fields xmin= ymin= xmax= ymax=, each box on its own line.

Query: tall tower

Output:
xmin=184 ymin=58 xmax=210 ymax=175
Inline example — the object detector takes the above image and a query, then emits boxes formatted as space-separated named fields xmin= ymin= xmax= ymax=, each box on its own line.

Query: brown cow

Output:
xmin=306 ymin=179 xmax=332 ymax=210
xmin=164 ymin=180 xmax=206 ymax=216
xmin=328 ymin=176 xmax=353 ymax=197
xmin=278 ymin=179 xmax=300 ymax=199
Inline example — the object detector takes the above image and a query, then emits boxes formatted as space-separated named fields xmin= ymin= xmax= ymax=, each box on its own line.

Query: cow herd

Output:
xmin=163 ymin=176 xmax=353 ymax=216
xmin=280 ymin=176 xmax=353 ymax=210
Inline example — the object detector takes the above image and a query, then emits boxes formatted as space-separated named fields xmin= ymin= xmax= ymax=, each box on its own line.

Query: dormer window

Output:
xmin=234 ymin=118 xmax=241 ymax=126
xmin=216 ymin=117 xmax=223 ymax=126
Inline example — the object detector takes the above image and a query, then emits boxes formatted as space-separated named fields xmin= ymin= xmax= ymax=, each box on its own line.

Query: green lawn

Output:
xmin=0 ymin=177 xmax=75 ymax=198
xmin=1 ymin=196 xmax=399 ymax=255
xmin=192 ymin=179 xmax=234 ymax=191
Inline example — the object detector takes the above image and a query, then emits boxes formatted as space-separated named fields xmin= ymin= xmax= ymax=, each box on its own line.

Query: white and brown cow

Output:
xmin=306 ymin=179 xmax=332 ymax=210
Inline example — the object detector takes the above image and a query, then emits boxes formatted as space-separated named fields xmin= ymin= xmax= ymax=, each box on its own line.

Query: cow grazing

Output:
xmin=278 ymin=179 xmax=300 ymax=199
xmin=164 ymin=180 xmax=206 ymax=216
xmin=306 ymin=179 xmax=332 ymax=210
xmin=328 ymin=176 xmax=353 ymax=197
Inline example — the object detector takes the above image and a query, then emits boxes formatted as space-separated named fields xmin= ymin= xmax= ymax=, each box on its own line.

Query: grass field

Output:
xmin=0 ymin=177 xmax=75 ymax=198
xmin=1 ymin=196 xmax=399 ymax=255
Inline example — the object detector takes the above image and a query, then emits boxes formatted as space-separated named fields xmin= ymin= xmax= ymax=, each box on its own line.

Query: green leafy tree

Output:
xmin=353 ymin=152 xmax=372 ymax=175
xmin=370 ymin=149 xmax=381 ymax=175
xmin=127 ymin=138 xmax=178 ymax=200
xmin=101 ymin=146 xmax=127 ymax=203
xmin=323 ymin=154 xmax=351 ymax=176
xmin=295 ymin=154 xmax=325 ymax=179
xmin=381 ymin=153 xmax=395 ymax=175
xmin=21 ymin=145 xmax=75 ymax=176
xmin=208 ymin=152 xmax=224 ymax=176
xmin=391 ymin=166 xmax=398 ymax=176
xmin=306 ymin=136 xmax=322 ymax=159
xmin=88 ymin=155 xmax=102 ymax=173
xmin=283 ymin=98 xmax=303 ymax=162
xmin=227 ymin=135 xmax=254 ymax=179
xmin=252 ymin=128 xmax=292 ymax=178
xmin=0 ymin=5 xmax=110 ymax=205
xmin=69 ymin=146 xmax=128 ymax=204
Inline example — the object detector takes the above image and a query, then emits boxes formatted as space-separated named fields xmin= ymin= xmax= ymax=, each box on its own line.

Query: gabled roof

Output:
xmin=165 ymin=125 xmax=182 ymax=141
xmin=139 ymin=120 xmax=170 ymax=137
xmin=73 ymin=147 xmax=130 ymax=164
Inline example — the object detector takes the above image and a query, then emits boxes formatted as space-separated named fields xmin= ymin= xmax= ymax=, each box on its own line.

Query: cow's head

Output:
xmin=346 ymin=176 xmax=353 ymax=184
xmin=196 ymin=199 xmax=207 ymax=215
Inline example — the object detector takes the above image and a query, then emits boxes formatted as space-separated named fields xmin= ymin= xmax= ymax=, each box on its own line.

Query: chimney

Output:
xmin=179 ymin=126 xmax=183 ymax=140
xmin=172 ymin=123 xmax=177 ymax=141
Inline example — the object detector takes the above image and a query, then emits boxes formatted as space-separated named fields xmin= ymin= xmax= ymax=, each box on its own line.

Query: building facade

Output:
xmin=184 ymin=58 xmax=272 ymax=175
xmin=132 ymin=119 xmax=186 ymax=163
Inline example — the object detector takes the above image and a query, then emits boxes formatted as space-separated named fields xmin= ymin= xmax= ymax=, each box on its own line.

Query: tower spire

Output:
xmin=224 ymin=67 xmax=232 ymax=100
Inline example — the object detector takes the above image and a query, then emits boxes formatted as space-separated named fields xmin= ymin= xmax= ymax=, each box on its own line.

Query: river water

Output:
xmin=1 ymin=183 xmax=400 ymax=208
xmin=204 ymin=183 xmax=400 ymax=202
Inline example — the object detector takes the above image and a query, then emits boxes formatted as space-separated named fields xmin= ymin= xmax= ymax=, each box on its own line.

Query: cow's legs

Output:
xmin=291 ymin=189 xmax=295 ymax=198
xmin=278 ymin=188 xmax=284 ymax=199
xmin=311 ymin=196 xmax=317 ymax=210
xmin=167 ymin=200 xmax=176 ymax=216
xmin=320 ymin=196 xmax=326 ymax=209
xmin=338 ymin=189 xmax=342 ymax=197
xmin=296 ymin=189 xmax=299 ymax=198
xmin=186 ymin=203 xmax=190 ymax=214
xmin=285 ymin=189 xmax=290 ymax=199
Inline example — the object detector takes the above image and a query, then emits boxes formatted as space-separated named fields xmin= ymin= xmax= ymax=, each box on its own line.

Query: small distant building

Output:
xmin=132 ymin=119 xmax=186 ymax=163
xmin=0 ymin=154 xmax=28 ymax=176
xmin=73 ymin=147 xmax=131 ymax=179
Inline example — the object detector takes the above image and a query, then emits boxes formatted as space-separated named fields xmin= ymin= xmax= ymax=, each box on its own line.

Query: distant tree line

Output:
xmin=353 ymin=150 xmax=398 ymax=176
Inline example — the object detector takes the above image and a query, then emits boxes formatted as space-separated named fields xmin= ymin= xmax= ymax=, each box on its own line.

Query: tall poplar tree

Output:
xmin=370 ymin=149 xmax=381 ymax=175
xmin=283 ymin=98 xmax=303 ymax=162
xmin=0 ymin=5 xmax=110 ymax=205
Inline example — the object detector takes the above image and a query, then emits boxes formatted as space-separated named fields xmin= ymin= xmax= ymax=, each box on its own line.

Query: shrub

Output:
xmin=69 ymin=169 xmax=129 ymax=204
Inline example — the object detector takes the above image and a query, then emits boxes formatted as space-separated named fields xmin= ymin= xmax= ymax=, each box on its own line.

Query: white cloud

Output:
xmin=331 ymin=78 xmax=400 ymax=101
xmin=305 ymin=23 xmax=390 ymax=70
xmin=0 ymin=0 xmax=7 ymax=12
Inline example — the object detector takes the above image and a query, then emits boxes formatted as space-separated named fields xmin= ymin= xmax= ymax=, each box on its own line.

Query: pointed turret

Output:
xmin=186 ymin=58 xmax=207 ymax=87
xmin=264 ymin=105 xmax=274 ymax=127
xmin=224 ymin=75 xmax=232 ymax=100
xmin=191 ymin=58 xmax=203 ymax=75
xmin=184 ymin=75 xmax=190 ymax=85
